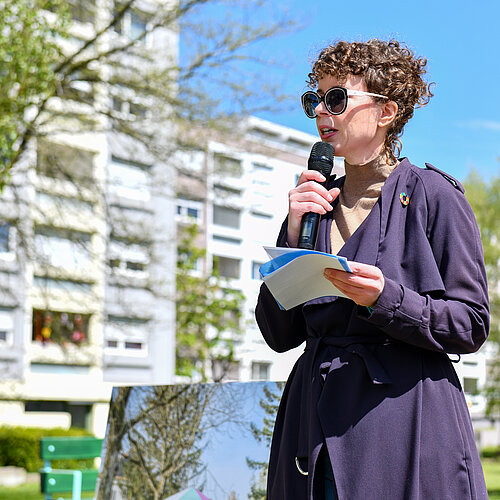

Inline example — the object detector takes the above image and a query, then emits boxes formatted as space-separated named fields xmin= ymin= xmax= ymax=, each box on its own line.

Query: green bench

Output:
xmin=39 ymin=436 xmax=103 ymax=500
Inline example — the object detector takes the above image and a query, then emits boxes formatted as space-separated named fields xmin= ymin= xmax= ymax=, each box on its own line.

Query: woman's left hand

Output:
xmin=324 ymin=261 xmax=385 ymax=307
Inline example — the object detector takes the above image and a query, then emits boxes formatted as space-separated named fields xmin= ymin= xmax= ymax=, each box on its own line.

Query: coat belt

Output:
xmin=305 ymin=335 xmax=393 ymax=385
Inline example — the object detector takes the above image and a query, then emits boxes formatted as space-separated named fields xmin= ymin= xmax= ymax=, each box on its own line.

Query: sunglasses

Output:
xmin=301 ymin=86 xmax=388 ymax=118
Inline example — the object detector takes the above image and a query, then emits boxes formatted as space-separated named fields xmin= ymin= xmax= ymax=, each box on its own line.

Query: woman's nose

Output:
xmin=315 ymin=99 xmax=330 ymax=116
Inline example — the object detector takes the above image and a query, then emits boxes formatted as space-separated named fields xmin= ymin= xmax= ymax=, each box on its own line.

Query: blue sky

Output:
xmin=241 ymin=0 xmax=500 ymax=182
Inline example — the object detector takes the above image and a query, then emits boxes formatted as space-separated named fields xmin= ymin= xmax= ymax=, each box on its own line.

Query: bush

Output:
xmin=0 ymin=426 xmax=94 ymax=472
xmin=482 ymin=446 xmax=500 ymax=459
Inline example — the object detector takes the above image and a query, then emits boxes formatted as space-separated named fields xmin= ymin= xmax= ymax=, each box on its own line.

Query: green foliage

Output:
xmin=0 ymin=0 xmax=70 ymax=188
xmin=0 ymin=426 xmax=93 ymax=472
xmin=464 ymin=166 xmax=500 ymax=418
xmin=176 ymin=224 xmax=244 ymax=380
xmin=0 ymin=0 xmax=298 ymax=188
xmin=482 ymin=445 xmax=500 ymax=459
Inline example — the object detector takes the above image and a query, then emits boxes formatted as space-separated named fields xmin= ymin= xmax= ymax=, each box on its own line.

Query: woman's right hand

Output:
xmin=287 ymin=170 xmax=340 ymax=247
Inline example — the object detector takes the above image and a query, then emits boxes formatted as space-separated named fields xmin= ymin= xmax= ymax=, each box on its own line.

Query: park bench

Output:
xmin=39 ymin=436 xmax=103 ymax=500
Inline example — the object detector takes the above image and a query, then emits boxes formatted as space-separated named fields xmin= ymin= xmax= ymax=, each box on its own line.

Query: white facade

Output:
xmin=0 ymin=1 xmax=177 ymax=437
xmin=175 ymin=117 xmax=345 ymax=383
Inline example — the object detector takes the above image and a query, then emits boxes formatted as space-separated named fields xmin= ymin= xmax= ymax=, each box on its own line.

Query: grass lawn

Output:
xmin=0 ymin=482 xmax=94 ymax=500
xmin=0 ymin=462 xmax=499 ymax=499
xmin=484 ymin=459 xmax=500 ymax=500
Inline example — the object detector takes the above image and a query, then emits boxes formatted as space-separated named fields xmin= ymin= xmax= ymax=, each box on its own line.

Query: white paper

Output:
xmin=261 ymin=247 xmax=352 ymax=310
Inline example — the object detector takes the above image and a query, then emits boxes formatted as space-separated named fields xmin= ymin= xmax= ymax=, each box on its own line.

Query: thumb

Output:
xmin=329 ymin=187 xmax=341 ymax=201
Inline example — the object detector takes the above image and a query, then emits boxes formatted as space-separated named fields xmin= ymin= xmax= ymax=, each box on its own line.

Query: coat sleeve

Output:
xmin=363 ymin=178 xmax=489 ymax=354
xmin=255 ymin=218 xmax=308 ymax=353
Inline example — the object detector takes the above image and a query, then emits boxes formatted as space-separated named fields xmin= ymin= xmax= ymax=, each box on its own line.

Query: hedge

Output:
xmin=0 ymin=426 xmax=95 ymax=472
xmin=482 ymin=446 xmax=500 ymax=459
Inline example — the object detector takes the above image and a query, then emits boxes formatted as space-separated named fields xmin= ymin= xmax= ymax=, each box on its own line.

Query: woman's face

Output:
xmin=315 ymin=74 xmax=387 ymax=165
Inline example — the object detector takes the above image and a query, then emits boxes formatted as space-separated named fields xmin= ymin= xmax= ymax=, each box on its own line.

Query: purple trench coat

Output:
xmin=255 ymin=158 xmax=490 ymax=500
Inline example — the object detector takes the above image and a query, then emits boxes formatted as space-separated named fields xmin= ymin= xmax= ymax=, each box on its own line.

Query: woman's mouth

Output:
xmin=319 ymin=127 xmax=337 ymax=139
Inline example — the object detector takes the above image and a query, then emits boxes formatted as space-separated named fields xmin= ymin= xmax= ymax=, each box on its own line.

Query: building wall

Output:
xmin=0 ymin=1 xmax=177 ymax=437
xmin=176 ymin=117 xmax=345 ymax=383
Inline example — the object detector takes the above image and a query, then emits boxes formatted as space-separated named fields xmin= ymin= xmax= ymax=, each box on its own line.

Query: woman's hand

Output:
xmin=324 ymin=261 xmax=385 ymax=307
xmin=287 ymin=170 xmax=340 ymax=247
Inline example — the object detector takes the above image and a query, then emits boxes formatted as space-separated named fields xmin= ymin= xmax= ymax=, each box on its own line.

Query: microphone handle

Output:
xmin=297 ymin=212 xmax=320 ymax=249
xmin=297 ymin=172 xmax=336 ymax=250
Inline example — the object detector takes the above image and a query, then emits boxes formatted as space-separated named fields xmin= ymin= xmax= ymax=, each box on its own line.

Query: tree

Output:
xmin=246 ymin=381 xmax=284 ymax=500
xmin=118 ymin=385 xmax=209 ymax=500
xmin=176 ymin=223 xmax=244 ymax=381
xmin=0 ymin=0 xmax=70 ymax=188
xmin=463 ymin=167 xmax=500 ymax=418
xmin=97 ymin=383 xmax=247 ymax=500
xmin=0 ymin=0 xmax=297 ymax=379
xmin=0 ymin=0 xmax=297 ymax=188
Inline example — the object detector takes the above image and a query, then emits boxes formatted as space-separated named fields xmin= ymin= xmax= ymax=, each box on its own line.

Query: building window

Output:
xmin=252 ymin=162 xmax=273 ymax=172
xmin=221 ymin=303 xmax=241 ymax=329
xmin=34 ymin=227 xmax=92 ymax=271
xmin=129 ymin=102 xmax=147 ymax=118
xmin=251 ymin=261 xmax=265 ymax=280
xmin=68 ymin=0 xmax=95 ymax=24
xmin=213 ymin=205 xmax=241 ymax=229
xmin=251 ymin=361 xmax=271 ymax=381
xmin=125 ymin=341 xmax=143 ymax=350
xmin=37 ymin=141 xmax=95 ymax=184
xmin=108 ymin=239 xmax=149 ymax=277
xmin=463 ymin=377 xmax=479 ymax=395
xmin=112 ymin=4 xmax=149 ymax=44
xmin=108 ymin=156 xmax=151 ymax=202
xmin=214 ymin=256 xmax=240 ymax=279
xmin=33 ymin=277 xmax=93 ymax=293
xmin=0 ymin=223 xmax=13 ymax=254
xmin=25 ymin=401 xmax=91 ymax=429
xmin=250 ymin=210 xmax=272 ymax=220
xmin=130 ymin=11 xmax=147 ymax=40
xmin=32 ymin=309 xmax=90 ymax=346
xmin=0 ymin=309 xmax=14 ymax=346
xmin=176 ymin=198 xmax=203 ymax=224
xmin=213 ymin=153 xmax=242 ymax=178
xmin=212 ymin=235 xmax=241 ymax=245
xmin=104 ymin=316 xmax=148 ymax=356
xmin=213 ymin=184 xmax=242 ymax=199
xmin=35 ymin=192 xmax=94 ymax=218
xmin=212 ymin=359 xmax=240 ymax=382
xmin=108 ymin=156 xmax=151 ymax=200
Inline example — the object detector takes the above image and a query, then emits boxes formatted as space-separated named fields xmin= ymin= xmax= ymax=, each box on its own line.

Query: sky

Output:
xmin=231 ymin=0 xmax=500 ymax=183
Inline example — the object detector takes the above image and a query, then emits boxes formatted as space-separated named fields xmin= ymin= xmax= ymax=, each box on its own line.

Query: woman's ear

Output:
xmin=378 ymin=100 xmax=398 ymax=128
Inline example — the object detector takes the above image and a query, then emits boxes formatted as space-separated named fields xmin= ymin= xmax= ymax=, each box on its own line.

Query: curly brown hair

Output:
xmin=307 ymin=39 xmax=434 ymax=163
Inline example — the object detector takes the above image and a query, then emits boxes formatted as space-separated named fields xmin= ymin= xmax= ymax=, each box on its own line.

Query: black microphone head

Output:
xmin=308 ymin=142 xmax=334 ymax=179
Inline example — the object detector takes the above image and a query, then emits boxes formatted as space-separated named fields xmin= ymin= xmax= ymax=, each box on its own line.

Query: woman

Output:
xmin=255 ymin=39 xmax=489 ymax=499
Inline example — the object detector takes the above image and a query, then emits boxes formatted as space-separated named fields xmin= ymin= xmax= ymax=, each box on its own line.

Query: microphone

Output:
xmin=297 ymin=142 xmax=335 ymax=249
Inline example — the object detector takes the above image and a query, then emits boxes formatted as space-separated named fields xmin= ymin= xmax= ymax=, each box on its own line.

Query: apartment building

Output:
xmin=176 ymin=117 xmax=334 ymax=383
xmin=0 ymin=1 xmax=176 ymax=437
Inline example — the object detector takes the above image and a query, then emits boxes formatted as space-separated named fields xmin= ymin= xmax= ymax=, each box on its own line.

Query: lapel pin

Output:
xmin=400 ymin=192 xmax=409 ymax=206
